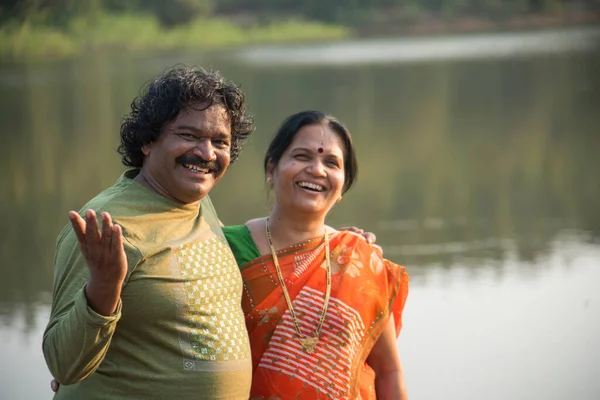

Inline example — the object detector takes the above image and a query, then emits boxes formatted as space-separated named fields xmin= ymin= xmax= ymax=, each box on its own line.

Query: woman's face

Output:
xmin=268 ymin=122 xmax=345 ymax=217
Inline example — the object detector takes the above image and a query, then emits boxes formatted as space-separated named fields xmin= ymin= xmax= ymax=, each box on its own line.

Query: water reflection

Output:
xmin=400 ymin=237 xmax=600 ymax=400
xmin=236 ymin=26 xmax=600 ymax=65
xmin=0 ymin=27 xmax=599 ymax=400
xmin=2 ymin=37 xmax=600 ymax=324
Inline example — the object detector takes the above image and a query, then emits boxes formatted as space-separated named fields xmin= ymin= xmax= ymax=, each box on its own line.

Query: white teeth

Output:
xmin=298 ymin=181 xmax=325 ymax=192
xmin=183 ymin=164 xmax=209 ymax=173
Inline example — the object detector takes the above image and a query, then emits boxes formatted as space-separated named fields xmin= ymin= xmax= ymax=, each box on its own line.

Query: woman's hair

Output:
xmin=118 ymin=65 xmax=254 ymax=167
xmin=263 ymin=111 xmax=358 ymax=194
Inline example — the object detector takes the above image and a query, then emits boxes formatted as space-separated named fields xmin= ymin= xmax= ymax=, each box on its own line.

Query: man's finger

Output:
xmin=339 ymin=226 xmax=364 ymax=234
xmin=101 ymin=212 xmax=114 ymax=250
xmin=69 ymin=211 xmax=87 ymax=247
xmin=50 ymin=379 xmax=59 ymax=393
xmin=111 ymin=225 xmax=123 ymax=254
xmin=85 ymin=209 xmax=100 ymax=245
xmin=363 ymin=232 xmax=376 ymax=244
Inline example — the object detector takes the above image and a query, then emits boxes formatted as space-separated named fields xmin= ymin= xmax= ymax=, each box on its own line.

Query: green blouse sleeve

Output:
xmin=222 ymin=225 xmax=261 ymax=268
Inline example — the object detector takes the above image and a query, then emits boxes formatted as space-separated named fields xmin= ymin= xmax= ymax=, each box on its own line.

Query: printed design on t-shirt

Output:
xmin=176 ymin=237 xmax=251 ymax=368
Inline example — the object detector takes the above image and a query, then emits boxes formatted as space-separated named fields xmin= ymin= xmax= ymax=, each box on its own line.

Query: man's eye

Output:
xmin=213 ymin=140 xmax=230 ymax=148
xmin=179 ymin=133 xmax=195 ymax=139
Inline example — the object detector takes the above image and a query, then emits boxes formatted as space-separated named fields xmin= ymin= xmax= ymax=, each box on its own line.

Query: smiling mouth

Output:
xmin=297 ymin=181 xmax=326 ymax=192
xmin=182 ymin=164 xmax=211 ymax=174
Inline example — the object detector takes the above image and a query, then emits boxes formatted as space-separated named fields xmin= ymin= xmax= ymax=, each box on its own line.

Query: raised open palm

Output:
xmin=69 ymin=209 xmax=127 ymax=315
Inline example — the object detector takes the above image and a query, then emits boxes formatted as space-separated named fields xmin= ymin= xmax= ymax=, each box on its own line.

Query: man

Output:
xmin=43 ymin=65 xmax=255 ymax=399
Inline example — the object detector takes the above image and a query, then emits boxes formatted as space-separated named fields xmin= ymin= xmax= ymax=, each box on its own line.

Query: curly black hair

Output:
xmin=118 ymin=65 xmax=254 ymax=167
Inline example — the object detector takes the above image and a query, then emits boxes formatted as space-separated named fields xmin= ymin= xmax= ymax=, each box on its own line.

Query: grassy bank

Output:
xmin=357 ymin=10 xmax=600 ymax=37
xmin=1 ymin=10 xmax=598 ymax=62
xmin=0 ymin=13 xmax=351 ymax=61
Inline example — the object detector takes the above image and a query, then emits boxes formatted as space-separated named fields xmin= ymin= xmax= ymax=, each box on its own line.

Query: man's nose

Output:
xmin=193 ymin=140 xmax=216 ymax=161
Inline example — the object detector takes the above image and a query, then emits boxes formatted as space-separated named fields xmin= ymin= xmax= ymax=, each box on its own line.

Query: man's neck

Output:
xmin=132 ymin=169 xmax=200 ymax=206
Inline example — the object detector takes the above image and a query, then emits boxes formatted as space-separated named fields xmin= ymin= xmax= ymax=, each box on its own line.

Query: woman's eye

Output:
xmin=294 ymin=154 xmax=309 ymax=160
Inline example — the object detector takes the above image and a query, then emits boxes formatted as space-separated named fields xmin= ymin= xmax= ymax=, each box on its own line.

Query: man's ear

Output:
xmin=141 ymin=143 xmax=151 ymax=156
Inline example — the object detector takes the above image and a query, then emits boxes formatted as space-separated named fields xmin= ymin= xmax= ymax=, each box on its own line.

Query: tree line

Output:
xmin=1 ymin=0 xmax=598 ymax=27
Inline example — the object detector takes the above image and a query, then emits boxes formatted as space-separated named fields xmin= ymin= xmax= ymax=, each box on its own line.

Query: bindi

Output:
xmin=318 ymin=147 xmax=323 ymax=153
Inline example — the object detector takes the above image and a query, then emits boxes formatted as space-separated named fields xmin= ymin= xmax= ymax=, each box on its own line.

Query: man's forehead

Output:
xmin=188 ymin=100 xmax=214 ymax=111
xmin=182 ymin=101 xmax=224 ymax=112
xmin=177 ymin=103 xmax=230 ymax=123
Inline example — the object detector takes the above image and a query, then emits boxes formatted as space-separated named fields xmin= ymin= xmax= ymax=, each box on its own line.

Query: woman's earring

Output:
xmin=267 ymin=177 xmax=273 ymax=185
xmin=337 ymin=196 xmax=342 ymax=203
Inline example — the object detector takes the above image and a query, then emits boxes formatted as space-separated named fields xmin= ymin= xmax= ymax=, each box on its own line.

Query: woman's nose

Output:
xmin=307 ymin=161 xmax=326 ymax=176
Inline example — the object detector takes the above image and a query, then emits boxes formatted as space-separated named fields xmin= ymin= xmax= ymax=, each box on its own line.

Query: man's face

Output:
xmin=140 ymin=103 xmax=232 ymax=204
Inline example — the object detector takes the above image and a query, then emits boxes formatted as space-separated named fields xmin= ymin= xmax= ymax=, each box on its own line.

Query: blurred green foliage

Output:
xmin=1 ymin=0 xmax=598 ymax=60
xmin=1 ymin=0 xmax=597 ymax=26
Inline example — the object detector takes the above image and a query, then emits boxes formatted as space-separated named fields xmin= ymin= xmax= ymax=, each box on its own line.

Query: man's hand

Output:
xmin=51 ymin=379 xmax=59 ymax=393
xmin=339 ymin=226 xmax=376 ymax=245
xmin=69 ymin=210 xmax=127 ymax=316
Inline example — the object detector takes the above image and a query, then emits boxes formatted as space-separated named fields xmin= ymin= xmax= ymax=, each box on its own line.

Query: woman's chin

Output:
xmin=288 ymin=200 xmax=334 ymax=216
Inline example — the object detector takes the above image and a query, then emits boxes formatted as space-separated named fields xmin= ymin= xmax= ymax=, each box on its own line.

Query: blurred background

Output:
xmin=1 ymin=1 xmax=600 ymax=399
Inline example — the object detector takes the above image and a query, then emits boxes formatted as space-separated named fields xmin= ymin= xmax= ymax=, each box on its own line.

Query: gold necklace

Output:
xmin=265 ymin=218 xmax=332 ymax=354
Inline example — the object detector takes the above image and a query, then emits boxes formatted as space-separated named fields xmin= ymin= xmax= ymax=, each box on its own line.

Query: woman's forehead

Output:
xmin=289 ymin=124 xmax=344 ymax=154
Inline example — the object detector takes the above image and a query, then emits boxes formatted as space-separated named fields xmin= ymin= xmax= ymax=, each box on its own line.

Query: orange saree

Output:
xmin=239 ymin=230 xmax=409 ymax=399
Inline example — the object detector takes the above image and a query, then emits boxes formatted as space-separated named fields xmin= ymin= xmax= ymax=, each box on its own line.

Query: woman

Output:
xmin=223 ymin=111 xmax=409 ymax=399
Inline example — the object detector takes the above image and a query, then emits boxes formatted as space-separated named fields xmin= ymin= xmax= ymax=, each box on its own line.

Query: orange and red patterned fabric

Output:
xmin=239 ymin=231 xmax=409 ymax=399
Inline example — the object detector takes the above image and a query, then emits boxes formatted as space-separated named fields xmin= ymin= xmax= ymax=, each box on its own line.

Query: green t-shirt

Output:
xmin=43 ymin=171 xmax=252 ymax=400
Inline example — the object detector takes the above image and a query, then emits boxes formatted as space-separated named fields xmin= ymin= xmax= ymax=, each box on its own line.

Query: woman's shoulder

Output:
xmin=332 ymin=228 xmax=370 ymax=247
xmin=333 ymin=230 xmax=405 ymax=268
xmin=244 ymin=217 xmax=267 ymax=232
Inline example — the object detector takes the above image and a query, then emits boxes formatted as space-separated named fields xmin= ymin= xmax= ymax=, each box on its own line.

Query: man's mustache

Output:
xmin=175 ymin=154 xmax=221 ymax=174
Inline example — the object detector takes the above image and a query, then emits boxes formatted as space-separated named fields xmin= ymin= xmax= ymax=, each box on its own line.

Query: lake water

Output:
xmin=1 ymin=26 xmax=599 ymax=399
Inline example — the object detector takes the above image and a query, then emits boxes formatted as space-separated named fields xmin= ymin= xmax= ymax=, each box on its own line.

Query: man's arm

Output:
xmin=42 ymin=210 xmax=127 ymax=384
xmin=336 ymin=226 xmax=377 ymax=244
